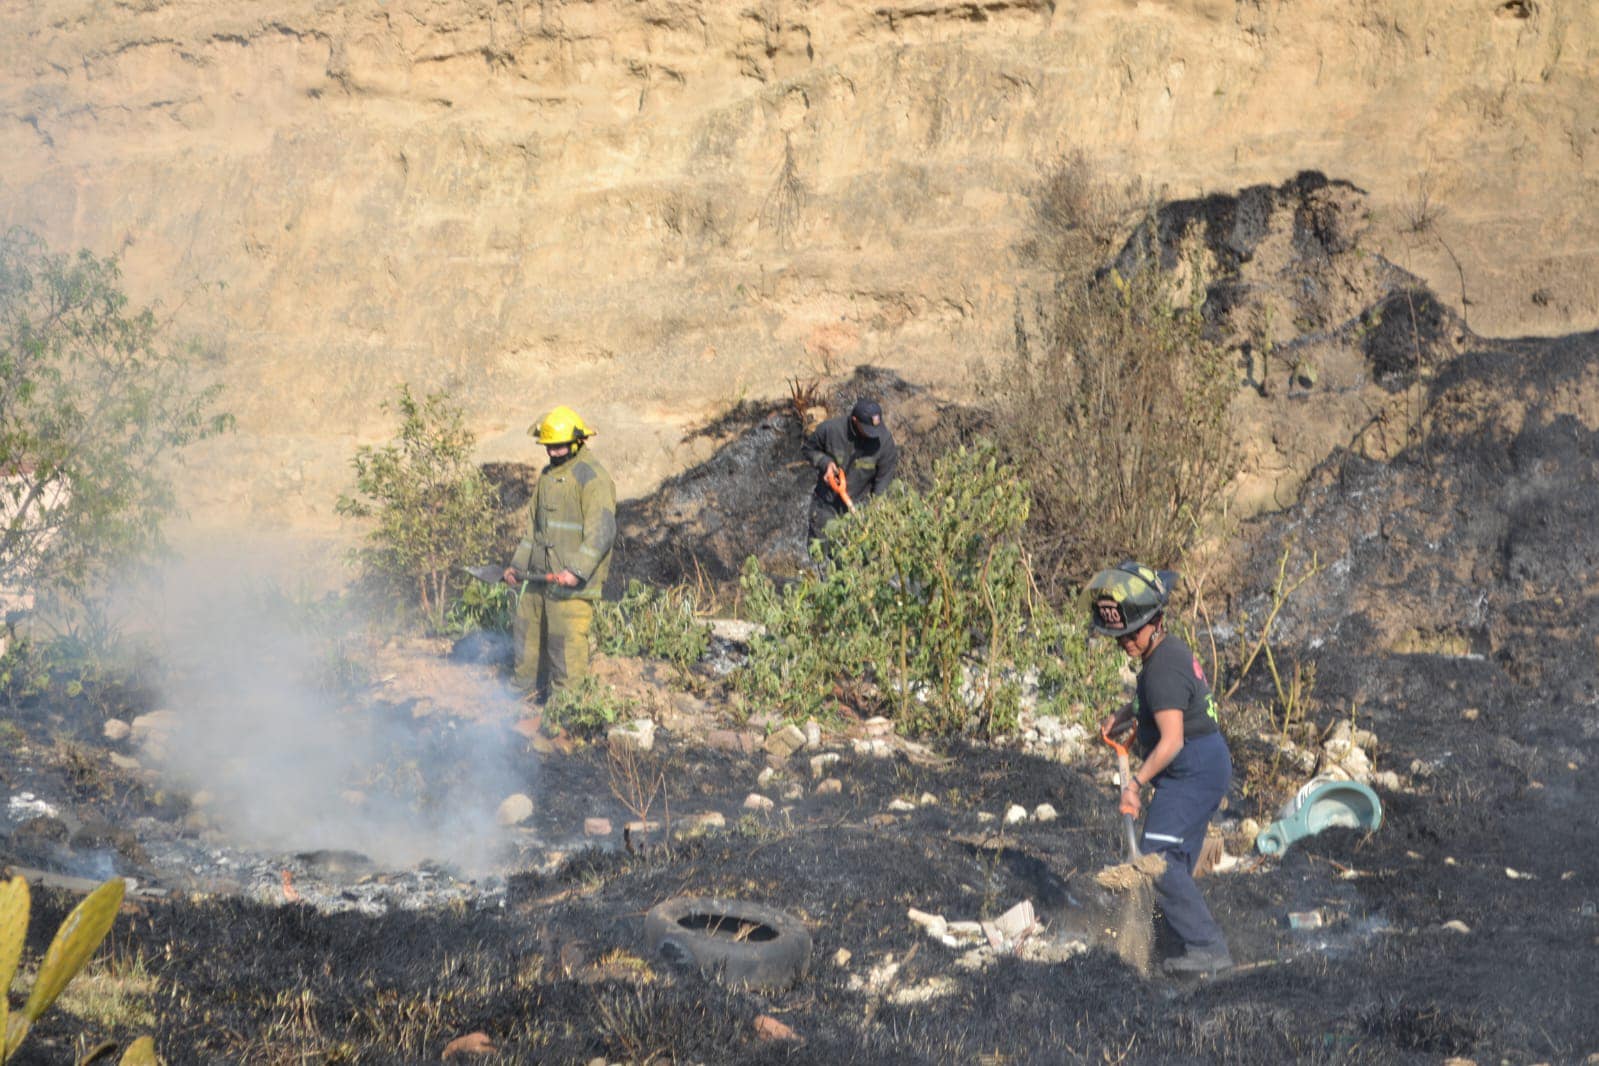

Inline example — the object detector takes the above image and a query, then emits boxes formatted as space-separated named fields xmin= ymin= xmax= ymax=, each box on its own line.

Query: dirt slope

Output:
xmin=2 ymin=1 xmax=1596 ymax=565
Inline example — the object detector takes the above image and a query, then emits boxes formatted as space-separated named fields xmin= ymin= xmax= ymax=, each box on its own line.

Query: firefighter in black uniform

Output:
xmin=1090 ymin=561 xmax=1234 ymax=975
xmin=802 ymin=398 xmax=899 ymax=549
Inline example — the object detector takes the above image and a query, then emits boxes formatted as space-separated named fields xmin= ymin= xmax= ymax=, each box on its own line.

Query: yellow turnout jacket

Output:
xmin=510 ymin=450 xmax=616 ymax=600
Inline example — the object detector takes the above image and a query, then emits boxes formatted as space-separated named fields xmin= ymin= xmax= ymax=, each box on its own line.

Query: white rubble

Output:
xmin=809 ymin=753 xmax=840 ymax=778
xmin=495 ymin=794 xmax=534 ymax=826
xmin=707 ymin=618 xmax=765 ymax=644
xmin=607 ymin=718 xmax=656 ymax=754
xmin=904 ymin=900 xmax=1041 ymax=956
xmin=7 ymin=792 xmax=58 ymax=819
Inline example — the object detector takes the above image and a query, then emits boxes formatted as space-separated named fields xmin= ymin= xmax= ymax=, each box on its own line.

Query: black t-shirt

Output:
xmin=1135 ymin=633 xmax=1220 ymax=754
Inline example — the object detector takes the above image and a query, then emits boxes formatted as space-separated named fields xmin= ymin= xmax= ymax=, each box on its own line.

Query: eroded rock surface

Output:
xmin=2 ymin=1 xmax=1595 ymax=561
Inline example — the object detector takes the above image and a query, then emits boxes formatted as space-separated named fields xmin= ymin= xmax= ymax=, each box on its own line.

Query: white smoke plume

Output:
xmin=132 ymin=549 xmax=532 ymax=875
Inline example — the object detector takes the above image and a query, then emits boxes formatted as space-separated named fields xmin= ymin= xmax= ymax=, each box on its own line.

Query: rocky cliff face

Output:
xmin=2 ymin=0 xmax=1594 ymax=551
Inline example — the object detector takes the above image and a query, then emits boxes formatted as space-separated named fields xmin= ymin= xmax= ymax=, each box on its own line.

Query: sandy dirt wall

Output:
xmin=1 ymin=0 xmax=1595 ymax=561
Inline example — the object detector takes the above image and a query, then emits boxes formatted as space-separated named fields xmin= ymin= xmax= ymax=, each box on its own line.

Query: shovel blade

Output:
xmin=461 ymin=564 xmax=506 ymax=585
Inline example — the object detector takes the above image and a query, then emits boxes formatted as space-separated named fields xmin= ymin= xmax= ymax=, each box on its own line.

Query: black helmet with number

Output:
xmin=1085 ymin=561 xmax=1178 ymax=637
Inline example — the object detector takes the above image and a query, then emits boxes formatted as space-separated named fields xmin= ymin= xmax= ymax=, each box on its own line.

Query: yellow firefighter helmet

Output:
xmin=531 ymin=405 xmax=593 ymax=446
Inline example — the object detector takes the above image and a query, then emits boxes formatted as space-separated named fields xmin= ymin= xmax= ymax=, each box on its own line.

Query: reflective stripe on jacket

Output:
xmin=510 ymin=451 xmax=616 ymax=601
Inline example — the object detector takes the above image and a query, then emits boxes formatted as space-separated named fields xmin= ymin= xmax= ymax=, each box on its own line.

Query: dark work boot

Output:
xmin=1161 ymin=943 xmax=1234 ymax=975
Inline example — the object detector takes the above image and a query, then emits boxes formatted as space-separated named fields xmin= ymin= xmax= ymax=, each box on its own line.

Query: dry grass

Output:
xmin=1394 ymin=169 xmax=1471 ymax=350
xmin=608 ymin=741 xmax=672 ymax=855
xmin=786 ymin=376 xmax=823 ymax=428
xmin=1022 ymin=149 xmax=1145 ymax=273
xmin=45 ymin=949 xmax=159 ymax=1035
xmin=52 ymin=733 xmax=115 ymax=799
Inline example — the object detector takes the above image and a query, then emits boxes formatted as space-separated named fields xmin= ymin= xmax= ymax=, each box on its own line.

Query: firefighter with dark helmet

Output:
xmin=503 ymin=405 xmax=616 ymax=698
xmin=1090 ymin=561 xmax=1234 ymax=975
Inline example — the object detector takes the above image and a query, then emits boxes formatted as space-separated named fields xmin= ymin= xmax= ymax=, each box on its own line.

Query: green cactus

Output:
xmin=118 ymin=1035 xmax=159 ymax=1065
xmin=0 ymin=876 xmax=24 ymax=1053
xmin=0 ymin=874 xmax=143 ymax=1063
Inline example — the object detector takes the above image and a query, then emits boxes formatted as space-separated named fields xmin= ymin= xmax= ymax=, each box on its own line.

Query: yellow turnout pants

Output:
xmin=513 ymin=592 xmax=594 ymax=697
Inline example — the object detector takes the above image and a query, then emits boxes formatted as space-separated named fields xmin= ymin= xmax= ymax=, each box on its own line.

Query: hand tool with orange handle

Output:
xmin=823 ymin=464 xmax=854 ymax=511
xmin=1101 ymin=722 xmax=1142 ymax=860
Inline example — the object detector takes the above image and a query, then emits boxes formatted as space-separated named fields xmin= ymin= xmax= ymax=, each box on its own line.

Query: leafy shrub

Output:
xmin=445 ymin=577 xmax=514 ymax=636
xmin=0 ymin=228 xmax=231 ymax=614
xmin=336 ymin=385 xmax=505 ymax=632
xmin=1025 ymin=607 xmax=1127 ymax=731
xmin=595 ymin=580 xmax=710 ymax=681
xmin=0 ymin=636 xmax=68 ymax=705
xmin=983 ymin=154 xmax=1236 ymax=593
xmin=735 ymin=441 xmax=1121 ymax=737
xmin=0 ymin=627 xmax=134 ymax=711
xmin=544 ymin=675 xmax=627 ymax=736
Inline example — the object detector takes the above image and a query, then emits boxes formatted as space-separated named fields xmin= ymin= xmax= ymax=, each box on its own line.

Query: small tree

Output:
xmin=336 ymin=385 xmax=503 ymax=630
xmin=0 ymin=228 xmax=231 ymax=618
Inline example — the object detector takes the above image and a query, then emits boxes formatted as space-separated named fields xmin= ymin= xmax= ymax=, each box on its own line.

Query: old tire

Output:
xmin=644 ymin=896 xmax=812 ymax=990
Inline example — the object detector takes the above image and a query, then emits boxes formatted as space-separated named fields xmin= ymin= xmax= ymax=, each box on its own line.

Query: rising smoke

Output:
xmin=132 ymin=549 xmax=532 ymax=875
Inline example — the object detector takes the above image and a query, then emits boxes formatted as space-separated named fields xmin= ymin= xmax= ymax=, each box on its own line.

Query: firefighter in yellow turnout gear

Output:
xmin=503 ymin=405 xmax=617 ymax=698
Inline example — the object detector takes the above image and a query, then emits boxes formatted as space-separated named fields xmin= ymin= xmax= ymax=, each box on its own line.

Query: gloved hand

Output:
xmin=1120 ymin=779 xmax=1143 ymax=818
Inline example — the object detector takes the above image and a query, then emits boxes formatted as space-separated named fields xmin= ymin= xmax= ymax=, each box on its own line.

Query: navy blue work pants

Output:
xmin=1139 ymin=730 xmax=1232 ymax=952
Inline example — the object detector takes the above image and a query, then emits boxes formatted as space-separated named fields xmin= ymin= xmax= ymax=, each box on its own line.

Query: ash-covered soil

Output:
xmin=5 ymin=180 xmax=1599 ymax=1064
xmin=7 ymin=701 xmax=1592 ymax=1064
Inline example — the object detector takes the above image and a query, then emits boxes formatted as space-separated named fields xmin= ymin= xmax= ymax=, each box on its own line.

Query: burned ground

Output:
xmin=10 ymin=727 xmax=1589 ymax=1065
xmin=5 ymin=640 xmax=1597 ymax=1066
xmin=5 ymin=190 xmax=1599 ymax=1063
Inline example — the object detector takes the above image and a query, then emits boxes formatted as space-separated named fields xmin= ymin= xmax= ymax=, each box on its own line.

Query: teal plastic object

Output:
xmin=1255 ymin=778 xmax=1384 ymax=856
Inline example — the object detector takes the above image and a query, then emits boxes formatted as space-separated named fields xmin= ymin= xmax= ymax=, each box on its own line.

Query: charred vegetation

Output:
xmin=3 ymin=179 xmax=1598 ymax=1064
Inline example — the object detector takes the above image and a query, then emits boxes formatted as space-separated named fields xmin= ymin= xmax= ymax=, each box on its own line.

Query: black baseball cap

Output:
xmin=850 ymin=399 xmax=884 ymax=438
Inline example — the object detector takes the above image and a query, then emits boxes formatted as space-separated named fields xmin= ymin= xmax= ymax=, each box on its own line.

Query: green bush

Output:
xmin=0 ymin=228 xmax=231 ymax=615
xmin=544 ymin=675 xmax=627 ymax=736
xmin=984 ymin=154 xmax=1236 ymax=593
xmin=336 ymin=385 xmax=505 ymax=632
xmin=444 ymin=577 xmax=514 ymax=636
xmin=0 ymin=633 xmax=110 ymax=708
xmin=735 ymin=441 xmax=1121 ymax=737
xmin=1024 ymin=608 xmax=1124 ymax=732
xmin=595 ymin=580 xmax=710 ymax=681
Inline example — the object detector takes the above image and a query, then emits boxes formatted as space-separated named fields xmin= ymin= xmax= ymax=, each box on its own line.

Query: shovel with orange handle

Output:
xmin=1101 ymin=722 xmax=1142 ymax=860
xmin=461 ymin=564 xmax=559 ymax=586
xmin=823 ymin=464 xmax=854 ymax=512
